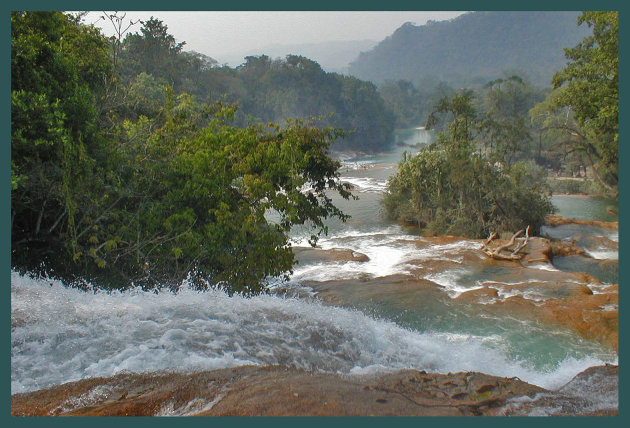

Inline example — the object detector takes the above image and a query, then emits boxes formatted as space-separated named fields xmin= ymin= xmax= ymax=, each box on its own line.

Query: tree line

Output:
xmin=108 ymin=16 xmax=394 ymax=152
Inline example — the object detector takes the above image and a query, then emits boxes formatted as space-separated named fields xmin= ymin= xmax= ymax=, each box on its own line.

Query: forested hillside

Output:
xmin=349 ymin=12 xmax=591 ymax=88
xmin=219 ymin=39 xmax=378 ymax=73
xmin=232 ymin=54 xmax=394 ymax=151
xmin=113 ymin=17 xmax=394 ymax=152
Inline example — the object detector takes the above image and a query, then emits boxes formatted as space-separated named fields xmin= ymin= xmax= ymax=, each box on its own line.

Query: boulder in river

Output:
xmin=293 ymin=246 xmax=370 ymax=264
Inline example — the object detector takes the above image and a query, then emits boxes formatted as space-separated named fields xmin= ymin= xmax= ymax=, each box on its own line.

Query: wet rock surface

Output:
xmin=297 ymin=234 xmax=617 ymax=352
xmin=520 ymin=237 xmax=553 ymax=265
xmin=10 ymin=365 xmax=617 ymax=416
xmin=550 ymin=239 xmax=585 ymax=257
xmin=497 ymin=364 xmax=619 ymax=416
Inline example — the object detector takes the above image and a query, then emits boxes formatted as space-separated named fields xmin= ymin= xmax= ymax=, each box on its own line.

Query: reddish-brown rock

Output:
xmin=11 ymin=365 xmax=617 ymax=416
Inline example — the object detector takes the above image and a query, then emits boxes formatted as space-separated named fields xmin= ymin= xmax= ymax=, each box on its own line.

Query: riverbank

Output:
xmin=546 ymin=177 xmax=605 ymax=196
xmin=11 ymin=364 xmax=618 ymax=416
xmin=545 ymin=214 xmax=618 ymax=230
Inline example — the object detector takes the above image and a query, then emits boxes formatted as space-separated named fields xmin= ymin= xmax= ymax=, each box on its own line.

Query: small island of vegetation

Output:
xmin=383 ymin=11 xmax=617 ymax=238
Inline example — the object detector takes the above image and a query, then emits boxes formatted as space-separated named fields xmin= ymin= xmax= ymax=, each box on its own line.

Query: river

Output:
xmin=11 ymin=141 xmax=618 ymax=414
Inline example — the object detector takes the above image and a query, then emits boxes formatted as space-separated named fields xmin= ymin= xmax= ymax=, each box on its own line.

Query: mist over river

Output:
xmin=11 ymin=141 xmax=618 ymax=413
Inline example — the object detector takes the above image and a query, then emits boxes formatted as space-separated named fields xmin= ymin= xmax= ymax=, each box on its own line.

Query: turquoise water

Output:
xmin=550 ymin=194 xmax=618 ymax=222
xmin=285 ymin=140 xmax=617 ymax=376
xmin=543 ymin=194 xmax=618 ymax=283
xmin=311 ymin=278 xmax=610 ymax=372
xmin=552 ymin=255 xmax=618 ymax=285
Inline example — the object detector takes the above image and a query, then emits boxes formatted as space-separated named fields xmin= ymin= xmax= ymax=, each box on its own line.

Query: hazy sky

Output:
xmin=89 ymin=11 xmax=466 ymax=63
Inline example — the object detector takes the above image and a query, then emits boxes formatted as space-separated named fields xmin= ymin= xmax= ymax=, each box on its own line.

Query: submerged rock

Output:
xmin=550 ymin=240 xmax=585 ymax=257
xmin=481 ymin=289 xmax=618 ymax=352
xmin=545 ymin=214 xmax=618 ymax=230
xmin=293 ymin=246 xmax=370 ymax=264
xmin=290 ymin=233 xmax=617 ymax=352
xmin=314 ymin=241 xmax=616 ymax=352
xmin=11 ymin=365 xmax=617 ymax=416
xmin=497 ymin=364 xmax=618 ymax=416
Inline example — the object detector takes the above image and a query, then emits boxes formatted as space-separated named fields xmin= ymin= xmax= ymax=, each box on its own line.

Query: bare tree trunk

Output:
xmin=35 ymin=199 xmax=48 ymax=236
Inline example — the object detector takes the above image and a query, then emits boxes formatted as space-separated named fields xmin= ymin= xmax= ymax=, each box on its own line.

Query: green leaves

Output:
xmin=555 ymin=16 xmax=618 ymax=140
xmin=11 ymin=13 xmax=352 ymax=295
xmin=236 ymin=55 xmax=393 ymax=152
xmin=536 ymin=12 xmax=618 ymax=194
xmin=384 ymin=90 xmax=553 ymax=238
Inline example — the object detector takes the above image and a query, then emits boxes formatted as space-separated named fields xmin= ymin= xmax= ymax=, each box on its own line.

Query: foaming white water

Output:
xmin=585 ymin=249 xmax=618 ymax=260
xmin=499 ymin=364 xmax=618 ymax=415
xmin=341 ymin=176 xmax=388 ymax=193
xmin=11 ymin=272 xmax=614 ymax=394
xmin=292 ymin=231 xmax=481 ymax=281
xmin=413 ymin=239 xmax=482 ymax=262
xmin=588 ymin=282 xmax=616 ymax=294
xmin=340 ymin=160 xmax=375 ymax=170
xmin=423 ymin=270 xmax=482 ymax=298
xmin=528 ymin=263 xmax=560 ymax=271
xmin=292 ymin=230 xmax=419 ymax=280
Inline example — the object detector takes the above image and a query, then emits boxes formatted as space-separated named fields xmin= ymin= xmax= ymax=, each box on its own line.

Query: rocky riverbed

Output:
xmin=290 ymin=231 xmax=618 ymax=353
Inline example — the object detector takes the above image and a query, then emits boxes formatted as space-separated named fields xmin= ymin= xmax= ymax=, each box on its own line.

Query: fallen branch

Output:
xmin=511 ymin=226 xmax=530 ymax=255
xmin=482 ymin=227 xmax=530 ymax=261
xmin=480 ymin=232 xmax=498 ymax=251
xmin=492 ymin=229 xmax=523 ymax=254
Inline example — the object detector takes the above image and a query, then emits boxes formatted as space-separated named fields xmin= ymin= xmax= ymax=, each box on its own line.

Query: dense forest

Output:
xmin=218 ymin=39 xmax=379 ymax=74
xmin=349 ymin=12 xmax=591 ymax=88
xmin=11 ymin=12 xmax=370 ymax=294
xmin=111 ymin=17 xmax=394 ymax=152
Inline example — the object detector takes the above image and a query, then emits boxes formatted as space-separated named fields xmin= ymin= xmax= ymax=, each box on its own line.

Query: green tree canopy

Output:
xmin=11 ymin=12 xmax=353 ymax=295
xmin=384 ymin=90 xmax=553 ymax=238
xmin=114 ymin=17 xmax=396 ymax=153
xmin=119 ymin=17 xmax=187 ymax=87
xmin=234 ymin=55 xmax=394 ymax=151
xmin=540 ymin=11 xmax=618 ymax=195
xmin=552 ymin=12 xmax=618 ymax=146
xmin=69 ymin=97 xmax=352 ymax=294
xmin=11 ymin=11 xmax=113 ymax=267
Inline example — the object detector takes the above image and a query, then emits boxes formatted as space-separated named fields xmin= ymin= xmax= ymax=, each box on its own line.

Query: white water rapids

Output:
xmin=11 ymin=271 xmax=613 ymax=395
xmin=11 ymin=144 xmax=618 ymax=415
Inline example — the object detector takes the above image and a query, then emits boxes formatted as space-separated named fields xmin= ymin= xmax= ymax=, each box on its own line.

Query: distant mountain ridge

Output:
xmin=348 ymin=11 xmax=592 ymax=88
